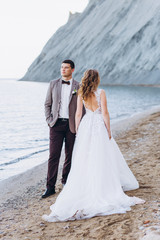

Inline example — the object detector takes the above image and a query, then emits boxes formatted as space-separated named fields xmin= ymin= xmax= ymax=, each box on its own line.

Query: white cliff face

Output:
xmin=21 ymin=0 xmax=160 ymax=85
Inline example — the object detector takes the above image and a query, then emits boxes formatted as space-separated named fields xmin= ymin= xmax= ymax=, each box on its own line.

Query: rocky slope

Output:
xmin=20 ymin=0 xmax=160 ymax=85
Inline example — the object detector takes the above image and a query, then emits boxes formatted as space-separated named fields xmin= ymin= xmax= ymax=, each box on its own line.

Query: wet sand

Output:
xmin=0 ymin=110 xmax=160 ymax=240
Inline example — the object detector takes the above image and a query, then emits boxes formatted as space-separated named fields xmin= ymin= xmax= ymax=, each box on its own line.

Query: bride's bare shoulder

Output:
xmin=100 ymin=89 xmax=108 ymax=105
xmin=100 ymin=89 xmax=106 ymax=97
xmin=77 ymin=94 xmax=83 ymax=101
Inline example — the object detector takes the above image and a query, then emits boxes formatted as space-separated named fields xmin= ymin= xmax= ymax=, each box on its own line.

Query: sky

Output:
xmin=0 ymin=0 xmax=89 ymax=79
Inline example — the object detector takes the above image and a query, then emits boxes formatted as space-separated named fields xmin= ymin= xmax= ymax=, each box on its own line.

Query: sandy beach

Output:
xmin=0 ymin=108 xmax=160 ymax=240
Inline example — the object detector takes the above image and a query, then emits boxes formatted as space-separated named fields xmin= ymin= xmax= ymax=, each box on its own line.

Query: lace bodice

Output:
xmin=83 ymin=89 xmax=102 ymax=114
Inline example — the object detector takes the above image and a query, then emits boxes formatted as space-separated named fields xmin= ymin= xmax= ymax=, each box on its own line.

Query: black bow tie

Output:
xmin=62 ymin=80 xmax=70 ymax=85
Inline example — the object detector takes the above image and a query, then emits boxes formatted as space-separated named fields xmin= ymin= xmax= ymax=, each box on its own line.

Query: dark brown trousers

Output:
xmin=47 ymin=119 xmax=75 ymax=189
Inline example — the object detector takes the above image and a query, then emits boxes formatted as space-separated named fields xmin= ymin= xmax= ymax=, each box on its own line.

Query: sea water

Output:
xmin=0 ymin=79 xmax=160 ymax=181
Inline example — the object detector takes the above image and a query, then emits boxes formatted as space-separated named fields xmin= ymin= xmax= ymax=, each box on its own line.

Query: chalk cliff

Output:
xmin=20 ymin=0 xmax=160 ymax=85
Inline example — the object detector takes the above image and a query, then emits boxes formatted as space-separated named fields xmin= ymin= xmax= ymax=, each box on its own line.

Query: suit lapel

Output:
xmin=57 ymin=78 xmax=62 ymax=101
xmin=69 ymin=79 xmax=77 ymax=103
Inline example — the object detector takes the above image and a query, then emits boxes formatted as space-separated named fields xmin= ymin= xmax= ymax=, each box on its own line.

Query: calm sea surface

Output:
xmin=0 ymin=79 xmax=160 ymax=181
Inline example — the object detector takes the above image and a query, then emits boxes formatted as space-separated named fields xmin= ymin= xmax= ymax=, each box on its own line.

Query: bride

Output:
xmin=42 ymin=69 xmax=144 ymax=222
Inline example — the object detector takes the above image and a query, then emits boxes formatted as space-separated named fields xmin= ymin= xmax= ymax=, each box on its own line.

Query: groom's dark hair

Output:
xmin=62 ymin=59 xmax=75 ymax=69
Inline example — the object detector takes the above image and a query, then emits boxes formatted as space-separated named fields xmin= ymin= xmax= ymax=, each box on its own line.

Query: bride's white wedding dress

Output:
xmin=42 ymin=89 xmax=144 ymax=222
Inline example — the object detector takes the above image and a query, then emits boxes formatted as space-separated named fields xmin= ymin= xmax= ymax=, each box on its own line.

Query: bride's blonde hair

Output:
xmin=78 ymin=69 xmax=100 ymax=101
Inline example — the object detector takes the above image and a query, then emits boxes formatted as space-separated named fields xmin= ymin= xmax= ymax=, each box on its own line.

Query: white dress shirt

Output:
xmin=59 ymin=78 xmax=72 ymax=119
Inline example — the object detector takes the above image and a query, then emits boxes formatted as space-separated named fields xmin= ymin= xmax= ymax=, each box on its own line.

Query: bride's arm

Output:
xmin=101 ymin=89 xmax=111 ymax=139
xmin=75 ymin=95 xmax=83 ymax=133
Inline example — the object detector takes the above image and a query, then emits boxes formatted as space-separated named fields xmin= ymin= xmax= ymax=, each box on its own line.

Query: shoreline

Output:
xmin=0 ymin=105 xmax=160 ymax=206
xmin=1 ymin=107 xmax=160 ymax=240
xmin=111 ymin=104 xmax=160 ymax=137
xmin=0 ymin=104 xmax=160 ymax=185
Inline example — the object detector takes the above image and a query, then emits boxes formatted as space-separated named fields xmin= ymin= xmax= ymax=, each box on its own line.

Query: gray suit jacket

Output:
xmin=44 ymin=78 xmax=80 ymax=133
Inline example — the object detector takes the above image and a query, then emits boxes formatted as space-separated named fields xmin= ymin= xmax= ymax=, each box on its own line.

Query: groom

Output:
xmin=42 ymin=60 xmax=80 ymax=198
